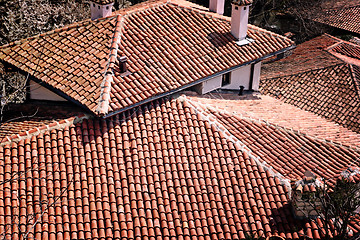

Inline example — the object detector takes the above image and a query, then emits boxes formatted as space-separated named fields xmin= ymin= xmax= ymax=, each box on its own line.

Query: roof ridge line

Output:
xmin=200 ymin=97 xmax=360 ymax=153
xmin=324 ymin=3 xmax=360 ymax=12
xmin=262 ymin=62 xmax=348 ymax=81
xmin=181 ymin=95 xmax=292 ymax=194
xmin=96 ymin=14 xmax=125 ymax=116
xmin=349 ymin=64 xmax=360 ymax=100
xmin=0 ymin=113 xmax=91 ymax=147
xmin=0 ymin=17 xmax=111 ymax=50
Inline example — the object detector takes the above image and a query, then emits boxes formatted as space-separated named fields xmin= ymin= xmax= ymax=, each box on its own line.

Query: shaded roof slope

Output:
xmin=261 ymin=34 xmax=360 ymax=134
xmin=261 ymin=34 xmax=341 ymax=79
xmin=1 ymin=96 xmax=359 ymax=239
xmin=0 ymin=0 xmax=293 ymax=117
xmin=311 ymin=4 xmax=360 ymax=35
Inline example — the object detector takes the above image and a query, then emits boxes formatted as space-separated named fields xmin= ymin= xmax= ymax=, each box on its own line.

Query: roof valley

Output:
xmin=181 ymin=96 xmax=292 ymax=192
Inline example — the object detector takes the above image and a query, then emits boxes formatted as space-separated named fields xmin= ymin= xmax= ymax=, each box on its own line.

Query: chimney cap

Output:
xmin=91 ymin=0 xmax=114 ymax=5
xmin=232 ymin=0 xmax=253 ymax=6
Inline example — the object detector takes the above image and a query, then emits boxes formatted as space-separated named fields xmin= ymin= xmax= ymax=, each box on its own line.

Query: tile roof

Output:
xmin=0 ymin=0 xmax=293 ymax=117
xmin=311 ymin=4 xmax=360 ymax=35
xmin=185 ymin=93 xmax=360 ymax=148
xmin=200 ymin=104 xmax=360 ymax=184
xmin=91 ymin=0 xmax=114 ymax=4
xmin=261 ymin=34 xmax=341 ymax=79
xmin=1 ymin=96 xmax=360 ymax=239
xmin=0 ymin=103 xmax=89 ymax=145
xmin=232 ymin=0 xmax=253 ymax=6
xmin=261 ymin=34 xmax=360 ymax=134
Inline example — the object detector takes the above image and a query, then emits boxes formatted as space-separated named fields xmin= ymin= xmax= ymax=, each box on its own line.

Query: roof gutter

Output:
xmin=104 ymin=44 xmax=296 ymax=118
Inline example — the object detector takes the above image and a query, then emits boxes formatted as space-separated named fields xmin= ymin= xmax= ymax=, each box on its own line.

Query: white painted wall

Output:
xmin=209 ymin=0 xmax=225 ymax=15
xmin=221 ymin=64 xmax=251 ymax=90
xmin=231 ymin=4 xmax=249 ymax=40
xmin=195 ymin=75 xmax=222 ymax=94
xmin=90 ymin=2 xmax=113 ymax=20
xmin=29 ymin=80 xmax=67 ymax=101
xmin=252 ymin=62 xmax=261 ymax=91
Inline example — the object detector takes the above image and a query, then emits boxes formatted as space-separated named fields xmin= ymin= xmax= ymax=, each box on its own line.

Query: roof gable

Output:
xmin=0 ymin=16 xmax=118 ymax=112
xmin=0 ymin=0 xmax=293 ymax=117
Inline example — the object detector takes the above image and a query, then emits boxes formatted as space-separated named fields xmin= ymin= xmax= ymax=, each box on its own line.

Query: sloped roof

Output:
xmin=311 ymin=4 xmax=360 ymax=34
xmin=0 ymin=103 xmax=88 ymax=145
xmin=261 ymin=34 xmax=360 ymax=134
xmin=0 ymin=0 xmax=293 ymax=117
xmin=186 ymin=93 xmax=360 ymax=148
xmin=185 ymin=95 xmax=360 ymax=184
xmin=1 ymin=96 xmax=360 ymax=239
xmin=92 ymin=0 xmax=114 ymax=4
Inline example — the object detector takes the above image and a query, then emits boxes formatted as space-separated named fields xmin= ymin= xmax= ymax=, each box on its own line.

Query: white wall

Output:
xmin=221 ymin=64 xmax=251 ymax=90
xmin=29 ymin=80 xmax=67 ymax=101
xmin=195 ymin=75 xmax=222 ymax=94
xmin=90 ymin=2 xmax=113 ymax=20
xmin=231 ymin=4 xmax=249 ymax=40
xmin=252 ymin=62 xmax=261 ymax=91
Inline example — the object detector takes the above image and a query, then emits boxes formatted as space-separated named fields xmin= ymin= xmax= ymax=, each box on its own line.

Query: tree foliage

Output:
xmin=0 ymin=0 xmax=91 ymax=46
xmin=301 ymin=177 xmax=360 ymax=240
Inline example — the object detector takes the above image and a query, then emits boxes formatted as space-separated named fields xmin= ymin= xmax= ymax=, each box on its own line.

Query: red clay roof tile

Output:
xmin=311 ymin=4 xmax=360 ymax=35
xmin=261 ymin=34 xmax=360 ymax=134
xmin=0 ymin=0 xmax=293 ymax=117
xmin=1 ymin=96 xmax=358 ymax=239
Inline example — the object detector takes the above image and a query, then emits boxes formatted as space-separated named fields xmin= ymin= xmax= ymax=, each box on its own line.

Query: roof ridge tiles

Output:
xmin=185 ymin=95 xmax=360 ymax=154
xmin=180 ymin=95 xmax=292 ymax=193
xmin=0 ymin=113 xmax=91 ymax=146
xmin=349 ymin=64 xmax=360 ymax=99
xmin=96 ymin=15 xmax=125 ymax=116
xmin=262 ymin=62 xmax=349 ymax=81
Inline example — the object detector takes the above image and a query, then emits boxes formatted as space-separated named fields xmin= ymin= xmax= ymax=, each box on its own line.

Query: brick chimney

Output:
xmin=231 ymin=0 xmax=253 ymax=40
xmin=291 ymin=171 xmax=324 ymax=219
xmin=90 ymin=0 xmax=114 ymax=20
xmin=209 ymin=0 xmax=225 ymax=15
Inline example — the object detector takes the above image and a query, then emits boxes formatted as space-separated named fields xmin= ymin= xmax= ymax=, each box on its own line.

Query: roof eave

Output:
xmin=103 ymin=44 xmax=296 ymax=118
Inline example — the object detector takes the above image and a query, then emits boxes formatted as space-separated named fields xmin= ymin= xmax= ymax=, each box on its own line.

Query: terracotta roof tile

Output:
xmin=185 ymin=96 xmax=360 ymax=185
xmin=261 ymin=34 xmax=360 ymax=134
xmin=0 ymin=103 xmax=87 ymax=143
xmin=232 ymin=0 xmax=253 ymax=6
xmin=0 ymin=0 xmax=293 ymax=116
xmin=185 ymin=93 xmax=360 ymax=148
xmin=311 ymin=4 xmax=360 ymax=35
xmin=91 ymin=0 xmax=114 ymax=4
xmin=1 ymin=96 xmax=359 ymax=239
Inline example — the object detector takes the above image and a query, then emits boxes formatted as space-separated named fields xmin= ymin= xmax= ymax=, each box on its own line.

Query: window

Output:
xmin=244 ymin=6 xmax=246 ymax=10
xmin=222 ymin=72 xmax=231 ymax=87
xmin=235 ymin=6 xmax=238 ymax=10
xmin=93 ymin=3 xmax=95 ymax=7
xmin=106 ymin=6 xmax=109 ymax=9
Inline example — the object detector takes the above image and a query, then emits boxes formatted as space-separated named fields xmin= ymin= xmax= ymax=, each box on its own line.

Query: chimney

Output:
xmin=117 ymin=56 xmax=127 ymax=73
xmin=231 ymin=0 xmax=253 ymax=40
xmin=209 ymin=0 xmax=225 ymax=15
xmin=291 ymin=171 xmax=324 ymax=219
xmin=90 ymin=0 xmax=114 ymax=20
